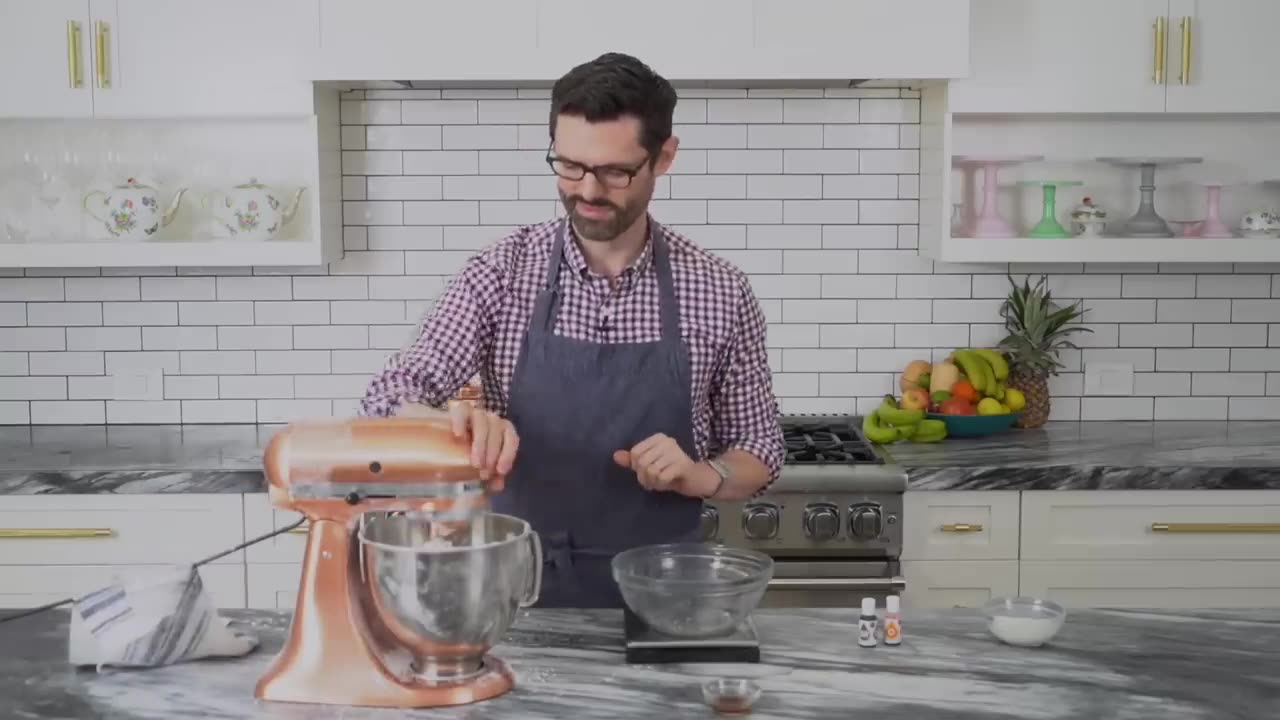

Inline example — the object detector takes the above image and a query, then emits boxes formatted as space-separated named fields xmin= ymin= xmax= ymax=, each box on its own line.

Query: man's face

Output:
xmin=551 ymin=114 xmax=676 ymax=243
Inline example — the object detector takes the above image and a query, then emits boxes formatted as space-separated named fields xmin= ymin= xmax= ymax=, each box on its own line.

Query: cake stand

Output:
xmin=1019 ymin=180 xmax=1083 ymax=238
xmin=953 ymin=155 xmax=1044 ymax=237
xmin=1193 ymin=182 xmax=1242 ymax=238
xmin=1098 ymin=157 xmax=1203 ymax=238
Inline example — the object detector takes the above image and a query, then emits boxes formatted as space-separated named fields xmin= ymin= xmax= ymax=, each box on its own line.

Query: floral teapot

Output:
xmin=83 ymin=178 xmax=188 ymax=241
xmin=202 ymin=179 xmax=306 ymax=241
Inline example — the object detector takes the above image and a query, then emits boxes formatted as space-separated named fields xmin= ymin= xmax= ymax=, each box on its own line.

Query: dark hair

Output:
xmin=549 ymin=53 xmax=677 ymax=157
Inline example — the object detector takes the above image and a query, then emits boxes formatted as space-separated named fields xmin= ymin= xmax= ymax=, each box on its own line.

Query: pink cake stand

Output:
xmin=953 ymin=155 xmax=1044 ymax=238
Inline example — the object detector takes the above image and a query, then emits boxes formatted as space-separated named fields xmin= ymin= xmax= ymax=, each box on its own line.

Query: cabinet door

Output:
xmin=86 ymin=0 xmax=318 ymax=118
xmin=902 ymin=491 xmax=1020 ymax=561
xmin=1164 ymin=0 xmax=1280 ymax=113
xmin=0 ymin=0 xmax=94 ymax=118
xmin=901 ymin=560 xmax=1018 ymax=609
xmin=317 ymin=0 xmax=540 ymax=82
xmin=949 ymin=0 xmax=1171 ymax=113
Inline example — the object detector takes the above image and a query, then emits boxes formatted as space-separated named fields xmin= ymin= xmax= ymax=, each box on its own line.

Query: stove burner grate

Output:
xmin=782 ymin=421 xmax=881 ymax=465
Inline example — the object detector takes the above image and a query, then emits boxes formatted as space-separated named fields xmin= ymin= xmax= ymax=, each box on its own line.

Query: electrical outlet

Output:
xmin=1084 ymin=362 xmax=1133 ymax=396
xmin=111 ymin=370 xmax=164 ymax=401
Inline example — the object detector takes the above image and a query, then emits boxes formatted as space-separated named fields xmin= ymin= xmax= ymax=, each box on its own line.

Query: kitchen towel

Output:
xmin=68 ymin=564 xmax=258 ymax=670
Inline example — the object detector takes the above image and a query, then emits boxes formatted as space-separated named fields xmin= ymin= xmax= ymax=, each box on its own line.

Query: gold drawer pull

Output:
xmin=1151 ymin=523 xmax=1280 ymax=534
xmin=287 ymin=526 xmax=310 ymax=534
xmin=0 ymin=528 xmax=115 ymax=539
xmin=941 ymin=523 xmax=983 ymax=533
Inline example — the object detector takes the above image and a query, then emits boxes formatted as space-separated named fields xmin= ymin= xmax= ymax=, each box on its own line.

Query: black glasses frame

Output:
xmin=545 ymin=144 xmax=652 ymax=189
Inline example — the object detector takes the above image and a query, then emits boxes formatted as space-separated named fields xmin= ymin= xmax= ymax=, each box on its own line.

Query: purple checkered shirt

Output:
xmin=359 ymin=216 xmax=785 ymax=487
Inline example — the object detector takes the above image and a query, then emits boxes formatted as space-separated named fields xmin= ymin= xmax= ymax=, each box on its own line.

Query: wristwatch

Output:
xmin=704 ymin=458 xmax=731 ymax=498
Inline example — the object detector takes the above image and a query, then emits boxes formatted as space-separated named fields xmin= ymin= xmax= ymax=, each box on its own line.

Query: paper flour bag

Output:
xmin=68 ymin=565 xmax=258 ymax=670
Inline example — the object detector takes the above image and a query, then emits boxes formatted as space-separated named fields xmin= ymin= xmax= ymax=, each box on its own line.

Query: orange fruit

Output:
xmin=951 ymin=379 xmax=979 ymax=402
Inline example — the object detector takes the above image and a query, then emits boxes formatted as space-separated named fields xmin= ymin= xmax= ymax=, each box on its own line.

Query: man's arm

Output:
xmin=677 ymin=279 xmax=783 ymax=501
xmin=359 ymin=255 xmax=500 ymax=418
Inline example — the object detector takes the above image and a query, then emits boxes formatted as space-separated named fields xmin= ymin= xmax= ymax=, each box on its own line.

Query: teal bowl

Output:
xmin=926 ymin=412 xmax=1020 ymax=438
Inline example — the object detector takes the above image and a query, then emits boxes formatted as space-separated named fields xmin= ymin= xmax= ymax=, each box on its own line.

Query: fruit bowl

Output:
xmin=926 ymin=412 xmax=1020 ymax=438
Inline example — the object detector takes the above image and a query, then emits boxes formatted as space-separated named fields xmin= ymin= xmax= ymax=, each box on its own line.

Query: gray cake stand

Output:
xmin=1098 ymin=156 xmax=1203 ymax=238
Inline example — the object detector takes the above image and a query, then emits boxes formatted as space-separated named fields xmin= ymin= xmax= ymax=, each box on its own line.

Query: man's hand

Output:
xmin=612 ymin=433 xmax=698 ymax=493
xmin=448 ymin=401 xmax=518 ymax=491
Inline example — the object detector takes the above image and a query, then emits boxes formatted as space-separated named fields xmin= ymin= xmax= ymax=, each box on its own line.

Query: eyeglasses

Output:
xmin=545 ymin=145 xmax=651 ymax=189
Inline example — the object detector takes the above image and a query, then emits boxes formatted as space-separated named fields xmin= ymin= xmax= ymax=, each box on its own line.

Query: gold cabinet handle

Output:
xmin=1179 ymin=16 xmax=1192 ymax=85
xmin=95 ymin=20 xmax=110 ymax=89
xmin=940 ymin=523 xmax=983 ymax=533
xmin=1153 ymin=16 xmax=1167 ymax=84
xmin=0 ymin=528 xmax=115 ymax=538
xmin=287 ymin=525 xmax=310 ymax=534
xmin=1151 ymin=523 xmax=1280 ymax=534
xmin=66 ymin=20 xmax=83 ymax=88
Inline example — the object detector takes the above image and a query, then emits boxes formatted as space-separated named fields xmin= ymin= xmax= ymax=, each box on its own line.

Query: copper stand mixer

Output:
xmin=253 ymin=415 xmax=541 ymax=709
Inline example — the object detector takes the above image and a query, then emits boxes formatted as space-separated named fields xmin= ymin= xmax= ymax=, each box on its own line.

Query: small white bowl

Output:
xmin=982 ymin=597 xmax=1066 ymax=647
xmin=702 ymin=678 xmax=762 ymax=714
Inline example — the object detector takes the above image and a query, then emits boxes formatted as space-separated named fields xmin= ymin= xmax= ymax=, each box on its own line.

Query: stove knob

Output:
xmin=802 ymin=503 xmax=840 ymax=541
xmin=849 ymin=504 xmax=883 ymax=540
xmin=742 ymin=504 xmax=780 ymax=540
xmin=700 ymin=506 xmax=719 ymax=541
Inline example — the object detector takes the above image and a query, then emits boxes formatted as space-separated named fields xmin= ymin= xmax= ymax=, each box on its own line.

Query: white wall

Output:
xmin=0 ymin=85 xmax=1277 ymax=425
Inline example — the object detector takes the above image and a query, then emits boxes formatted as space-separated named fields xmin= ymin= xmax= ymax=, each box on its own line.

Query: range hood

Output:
xmin=313 ymin=0 xmax=970 ymax=86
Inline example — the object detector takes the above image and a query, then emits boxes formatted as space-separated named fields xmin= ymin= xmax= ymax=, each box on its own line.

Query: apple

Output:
xmin=901 ymin=388 xmax=929 ymax=411
xmin=939 ymin=397 xmax=976 ymax=416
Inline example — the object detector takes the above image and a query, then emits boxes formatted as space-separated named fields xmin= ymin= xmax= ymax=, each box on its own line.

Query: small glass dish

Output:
xmin=701 ymin=678 xmax=762 ymax=714
xmin=982 ymin=596 xmax=1066 ymax=647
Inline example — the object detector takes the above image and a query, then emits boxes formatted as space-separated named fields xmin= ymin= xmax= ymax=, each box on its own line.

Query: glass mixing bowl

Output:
xmin=611 ymin=543 xmax=773 ymax=638
xmin=358 ymin=511 xmax=542 ymax=680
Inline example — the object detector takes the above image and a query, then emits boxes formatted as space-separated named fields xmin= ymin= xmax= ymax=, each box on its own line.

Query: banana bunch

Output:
xmin=863 ymin=396 xmax=948 ymax=445
xmin=949 ymin=347 xmax=1009 ymax=400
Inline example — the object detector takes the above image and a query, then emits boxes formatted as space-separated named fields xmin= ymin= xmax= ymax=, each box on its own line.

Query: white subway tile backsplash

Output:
xmin=0 ymin=87 xmax=1273 ymax=426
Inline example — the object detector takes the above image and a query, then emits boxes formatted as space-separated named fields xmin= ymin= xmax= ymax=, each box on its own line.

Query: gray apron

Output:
xmin=490 ymin=218 xmax=703 ymax=609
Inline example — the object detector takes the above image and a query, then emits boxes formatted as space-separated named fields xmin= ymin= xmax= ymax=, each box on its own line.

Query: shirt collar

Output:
xmin=562 ymin=215 xmax=657 ymax=282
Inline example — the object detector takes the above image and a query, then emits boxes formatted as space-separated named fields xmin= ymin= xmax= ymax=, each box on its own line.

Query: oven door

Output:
xmin=760 ymin=560 xmax=905 ymax=609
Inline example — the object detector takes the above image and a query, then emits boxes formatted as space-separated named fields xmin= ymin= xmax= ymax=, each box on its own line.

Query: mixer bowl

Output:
xmin=611 ymin=543 xmax=772 ymax=638
xmin=359 ymin=511 xmax=542 ymax=680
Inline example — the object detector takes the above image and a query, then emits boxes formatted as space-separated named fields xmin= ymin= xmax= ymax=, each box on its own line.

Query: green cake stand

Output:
xmin=1019 ymin=180 xmax=1083 ymax=238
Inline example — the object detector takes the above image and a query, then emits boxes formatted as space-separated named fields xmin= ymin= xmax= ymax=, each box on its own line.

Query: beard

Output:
xmin=559 ymin=187 xmax=650 ymax=243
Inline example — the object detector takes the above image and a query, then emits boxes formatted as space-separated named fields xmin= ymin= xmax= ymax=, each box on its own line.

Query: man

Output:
xmin=359 ymin=52 xmax=783 ymax=608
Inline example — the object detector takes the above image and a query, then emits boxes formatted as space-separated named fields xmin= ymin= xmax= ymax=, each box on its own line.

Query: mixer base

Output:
xmin=256 ymin=654 xmax=515 ymax=709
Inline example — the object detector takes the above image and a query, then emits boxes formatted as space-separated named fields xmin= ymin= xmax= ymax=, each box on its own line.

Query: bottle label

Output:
xmin=884 ymin=618 xmax=901 ymax=644
xmin=858 ymin=618 xmax=877 ymax=646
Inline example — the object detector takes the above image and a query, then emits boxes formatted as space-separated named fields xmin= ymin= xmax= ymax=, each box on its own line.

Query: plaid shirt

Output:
xmin=359 ymin=216 xmax=784 ymax=485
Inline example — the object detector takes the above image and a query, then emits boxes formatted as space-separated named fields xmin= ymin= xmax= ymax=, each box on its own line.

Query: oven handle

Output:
xmin=767 ymin=576 xmax=906 ymax=592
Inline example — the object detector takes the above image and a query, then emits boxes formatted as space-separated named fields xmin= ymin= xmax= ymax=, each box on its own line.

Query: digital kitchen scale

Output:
xmin=623 ymin=608 xmax=761 ymax=664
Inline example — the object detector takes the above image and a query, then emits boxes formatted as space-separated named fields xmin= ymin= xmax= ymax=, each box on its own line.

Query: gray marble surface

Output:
xmin=2 ymin=422 xmax=1280 ymax=495
xmin=0 ymin=605 xmax=1276 ymax=719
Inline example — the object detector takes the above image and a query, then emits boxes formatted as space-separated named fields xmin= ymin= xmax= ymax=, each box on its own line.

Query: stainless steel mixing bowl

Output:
xmin=611 ymin=543 xmax=773 ymax=638
xmin=358 ymin=511 xmax=542 ymax=680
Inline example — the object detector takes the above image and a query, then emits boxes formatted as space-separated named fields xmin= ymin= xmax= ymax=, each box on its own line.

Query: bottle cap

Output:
xmin=861 ymin=597 xmax=876 ymax=615
xmin=886 ymin=595 xmax=900 ymax=613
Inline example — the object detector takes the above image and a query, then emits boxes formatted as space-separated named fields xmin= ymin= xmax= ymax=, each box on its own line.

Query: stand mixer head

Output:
xmin=253 ymin=415 xmax=542 ymax=709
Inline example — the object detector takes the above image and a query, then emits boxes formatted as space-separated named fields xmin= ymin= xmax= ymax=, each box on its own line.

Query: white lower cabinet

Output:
xmin=901 ymin=560 xmax=1019 ymax=609
xmin=242 ymin=493 xmax=306 ymax=609
xmin=1019 ymin=490 xmax=1280 ymax=608
xmin=0 ymin=493 xmax=247 ymax=608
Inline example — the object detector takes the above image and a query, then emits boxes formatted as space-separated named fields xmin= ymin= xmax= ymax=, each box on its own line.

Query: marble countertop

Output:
xmin=1 ymin=605 xmax=1276 ymax=719
xmin=2 ymin=422 xmax=1279 ymax=495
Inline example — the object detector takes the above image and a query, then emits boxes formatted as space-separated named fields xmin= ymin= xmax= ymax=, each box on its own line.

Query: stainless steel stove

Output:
xmin=700 ymin=414 xmax=907 ymax=608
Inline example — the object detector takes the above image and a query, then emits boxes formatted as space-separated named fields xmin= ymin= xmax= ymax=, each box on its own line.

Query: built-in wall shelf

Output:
xmin=0 ymin=239 xmax=338 ymax=269
xmin=939 ymin=236 xmax=1280 ymax=264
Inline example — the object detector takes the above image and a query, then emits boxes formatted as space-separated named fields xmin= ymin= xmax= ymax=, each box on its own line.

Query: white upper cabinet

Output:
xmin=0 ymin=0 xmax=94 ymax=118
xmin=0 ymin=0 xmax=318 ymax=119
xmin=1163 ymin=0 xmax=1280 ymax=113
xmin=949 ymin=0 xmax=1172 ymax=114
xmin=316 ymin=0 xmax=970 ymax=82
xmin=87 ymin=0 xmax=319 ymax=118
xmin=952 ymin=0 xmax=1280 ymax=115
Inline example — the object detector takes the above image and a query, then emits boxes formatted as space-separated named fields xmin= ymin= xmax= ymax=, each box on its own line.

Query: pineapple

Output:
xmin=997 ymin=274 xmax=1091 ymax=428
